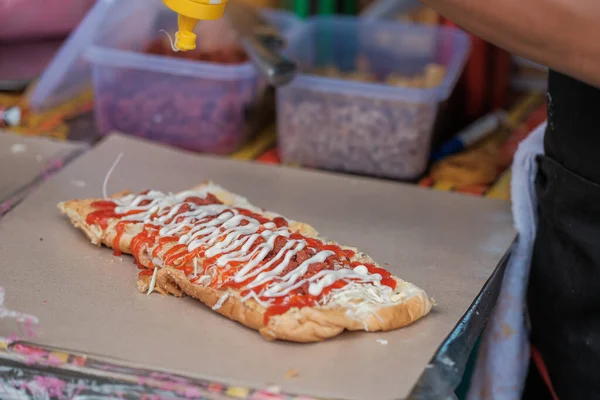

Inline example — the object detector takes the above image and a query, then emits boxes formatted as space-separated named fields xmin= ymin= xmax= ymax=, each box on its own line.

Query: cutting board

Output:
xmin=0 ymin=134 xmax=515 ymax=400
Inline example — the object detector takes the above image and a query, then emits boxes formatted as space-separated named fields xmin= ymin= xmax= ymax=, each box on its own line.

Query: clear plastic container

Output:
xmin=29 ymin=0 xmax=300 ymax=154
xmin=86 ymin=0 xmax=300 ymax=154
xmin=277 ymin=16 xmax=470 ymax=180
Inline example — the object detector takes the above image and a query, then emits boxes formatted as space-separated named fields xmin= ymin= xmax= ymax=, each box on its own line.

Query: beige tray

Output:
xmin=0 ymin=134 xmax=515 ymax=400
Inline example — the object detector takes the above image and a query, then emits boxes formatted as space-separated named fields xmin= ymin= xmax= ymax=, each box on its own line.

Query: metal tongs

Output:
xmin=226 ymin=0 xmax=297 ymax=87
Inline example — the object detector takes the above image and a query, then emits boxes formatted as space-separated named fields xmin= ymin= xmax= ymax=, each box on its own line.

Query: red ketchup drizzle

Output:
xmin=86 ymin=201 xmax=117 ymax=229
xmin=130 ymin=225 xmax=160 ymax=273
xmin=272 ymin=217 xmax=288 ymax=228
xmin=210 ymin=226 xmax=395 ymax=324
xmin=355 ymin=262 xmax=397 ymax=290
xmin=186 ymin=194 xmax=221 ymax=205
xmin=139 ymin=268 xmax=155 ymax=277
xmin=86 ymin=191 xmax=396 ymax=325
xmin=263 ymin=296 xmax=317 ymax=323
xmin=163 ymin=244 xmax=188 ymax=265
xmin=153 ymin=236 xmax=178 ymax=258
xmin=130 ymin=226 xmax=156 ymax=259
xmin=113 ymin=222 xmax=126 ymax=256
xmin=260 ymin=279 xmax=348 ymax=323
xmin=236 ymin=208 xmax=270 ymax=224
xmin=216 ymin=231 xmax=386 ymax=324
xmin=87 ymin=200 xmax=144 ymax=256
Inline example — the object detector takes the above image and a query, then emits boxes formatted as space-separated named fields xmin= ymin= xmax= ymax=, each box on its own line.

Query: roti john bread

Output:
xmin=58 ymin=181 xmax=433 ymax=342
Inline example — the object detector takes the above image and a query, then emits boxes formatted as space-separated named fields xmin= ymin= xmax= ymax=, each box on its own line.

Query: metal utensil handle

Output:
xmin=253 ymin=26 xmax=287 ymax=51
xmin=241 ymin=36 xmax=297 ymax=87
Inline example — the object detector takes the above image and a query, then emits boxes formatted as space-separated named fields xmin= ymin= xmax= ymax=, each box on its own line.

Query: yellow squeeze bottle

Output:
xmin=162 ymin=0 xmax=228 ymax=51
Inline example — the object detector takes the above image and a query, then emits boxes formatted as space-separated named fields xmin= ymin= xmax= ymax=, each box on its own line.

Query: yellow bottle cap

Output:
xmin=162 ymin=0 xmax=228 ymax=51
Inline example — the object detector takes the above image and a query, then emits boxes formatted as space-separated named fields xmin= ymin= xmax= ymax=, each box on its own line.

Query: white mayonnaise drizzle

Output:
xmin=212 ymin=293 xmax=230 ymax=311
xmin=111 ymin=184 xmax=401 ymax=307
xmin=147 ymin=267 xmax=159 ymax=295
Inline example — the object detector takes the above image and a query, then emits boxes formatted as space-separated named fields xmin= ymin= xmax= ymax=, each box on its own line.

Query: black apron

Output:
xmin=524 ymin=71 xmax=600 ymax=399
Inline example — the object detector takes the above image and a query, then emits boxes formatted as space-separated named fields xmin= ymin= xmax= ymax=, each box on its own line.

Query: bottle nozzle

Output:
xmin=175 ymin=14 xmax=198 ymax=51
xmin=162 ymin=0 xmax=228 ymax=51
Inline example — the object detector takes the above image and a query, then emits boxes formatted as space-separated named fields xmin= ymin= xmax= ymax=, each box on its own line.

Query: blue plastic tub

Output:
xmin=277 ymin=16 xmax=470 ymax=180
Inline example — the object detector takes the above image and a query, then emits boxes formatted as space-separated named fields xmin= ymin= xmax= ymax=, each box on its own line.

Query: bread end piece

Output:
xmin=58 ymin=199 xmax=104 ymax=246
xmin=167 ymin=268 xmax=433 ymax=343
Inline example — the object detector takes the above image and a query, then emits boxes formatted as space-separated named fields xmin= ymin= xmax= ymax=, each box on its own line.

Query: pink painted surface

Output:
xmin=0 ymin=0 xmax=95 ymax=41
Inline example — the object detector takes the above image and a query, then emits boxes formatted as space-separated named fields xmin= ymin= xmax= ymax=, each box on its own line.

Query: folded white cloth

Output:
xmin=467 ymin=121 xmax=547 ymax=400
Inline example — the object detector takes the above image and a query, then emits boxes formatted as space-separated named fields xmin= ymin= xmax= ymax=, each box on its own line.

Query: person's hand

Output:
xmin=0 ymin=0 xmax=95 ymax=41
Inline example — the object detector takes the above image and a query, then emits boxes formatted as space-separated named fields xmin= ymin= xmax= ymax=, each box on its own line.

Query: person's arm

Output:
xmin=421 ymin=0 xmax=600 ymax=87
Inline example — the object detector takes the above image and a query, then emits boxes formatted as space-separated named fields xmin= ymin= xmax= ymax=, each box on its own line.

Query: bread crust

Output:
xmin=58 ymin=185 xmax=433 ymax=342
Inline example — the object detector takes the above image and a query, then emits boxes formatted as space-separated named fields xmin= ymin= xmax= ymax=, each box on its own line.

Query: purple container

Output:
xmin=85 ymin=0 xmax=300 ymax=154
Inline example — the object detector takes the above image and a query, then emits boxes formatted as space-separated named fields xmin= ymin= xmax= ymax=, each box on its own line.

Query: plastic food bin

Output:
xmin=277 ymin=16 xmax=470 ymax=180
xmin=87 ymin=0 xmax=300 ymax=154
xmin=29 ymin=0 xmax=300 ymax=154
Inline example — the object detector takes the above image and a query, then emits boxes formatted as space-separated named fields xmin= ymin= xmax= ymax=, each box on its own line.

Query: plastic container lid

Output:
xmin=284 ymin=16 xmax=470 ymax=104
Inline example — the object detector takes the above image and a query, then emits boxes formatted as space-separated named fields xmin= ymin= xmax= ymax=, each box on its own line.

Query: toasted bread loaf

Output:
xmin=58 ymin=183 xmax=433 ymax=342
